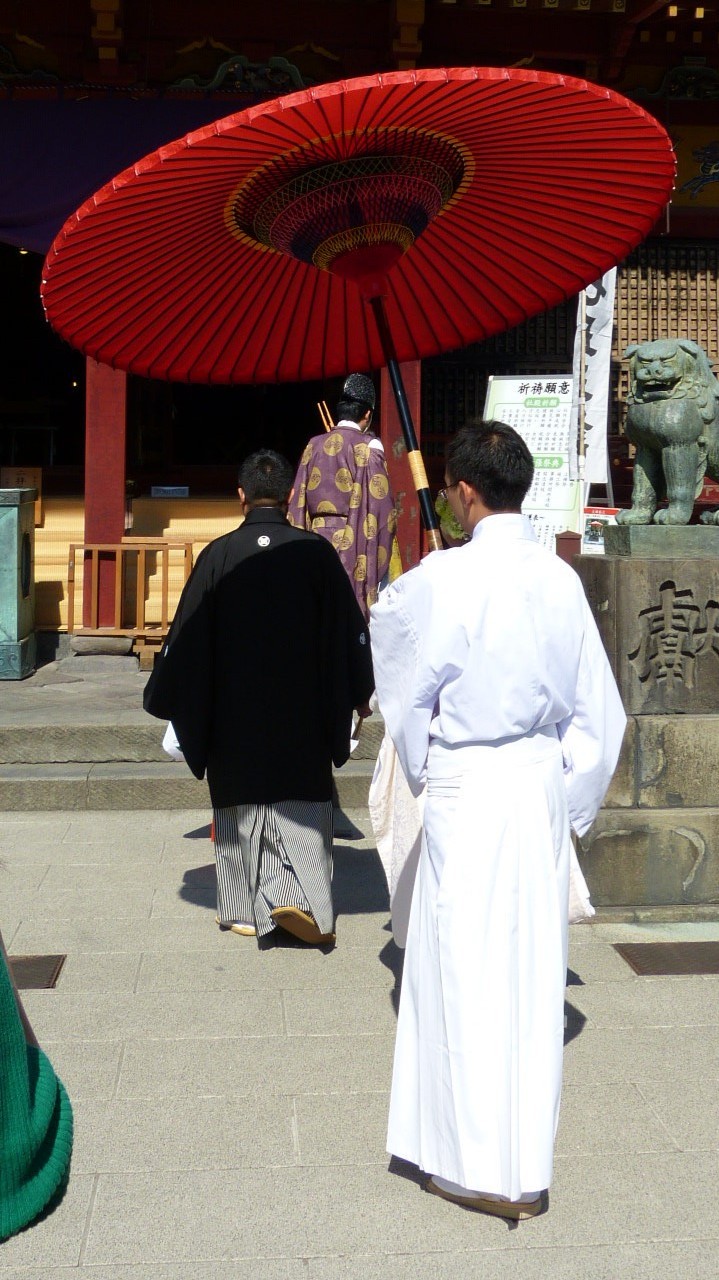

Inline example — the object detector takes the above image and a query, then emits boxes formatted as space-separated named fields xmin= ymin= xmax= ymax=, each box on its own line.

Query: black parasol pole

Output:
xmin=369 ymin=295 xmax=443 ymax=553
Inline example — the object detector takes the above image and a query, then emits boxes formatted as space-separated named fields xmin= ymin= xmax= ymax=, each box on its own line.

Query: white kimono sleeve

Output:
xmin=369 ymin=568 xmax=437 ymax=796
xmin=558 ymin=599 xmax=627 ymax=838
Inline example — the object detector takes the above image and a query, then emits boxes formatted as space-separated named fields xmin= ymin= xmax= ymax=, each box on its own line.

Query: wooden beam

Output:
xmin=391 ymin=0 xmax=425 ymax=68
xmin=608 ymin=0 xmax=669 ymax=77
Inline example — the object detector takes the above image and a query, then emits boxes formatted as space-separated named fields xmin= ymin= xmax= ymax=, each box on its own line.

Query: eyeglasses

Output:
xmin=438 ymin=482 xmax=459 ymax=502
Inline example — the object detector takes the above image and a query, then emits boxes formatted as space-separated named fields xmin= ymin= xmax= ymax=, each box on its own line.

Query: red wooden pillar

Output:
xmin=83 ymin=358 xmax=127 ymax=626
xmin=380 ymin=359 xmax=423 ymax=571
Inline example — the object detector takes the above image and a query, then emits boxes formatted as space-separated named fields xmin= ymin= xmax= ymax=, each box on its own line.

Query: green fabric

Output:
xmin=0 ymin=949 xmax=73 ymax=1241
xmin=435 ymin=492 xmax=465 ymax=544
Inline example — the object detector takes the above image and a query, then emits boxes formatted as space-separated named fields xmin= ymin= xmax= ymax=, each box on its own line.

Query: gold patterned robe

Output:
xmin=288 ymin=425 xmax=397 ymax=619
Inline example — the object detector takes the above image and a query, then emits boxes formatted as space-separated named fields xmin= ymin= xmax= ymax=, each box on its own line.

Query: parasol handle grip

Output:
xmin=369 ymin=295 xmax=441 ymax=543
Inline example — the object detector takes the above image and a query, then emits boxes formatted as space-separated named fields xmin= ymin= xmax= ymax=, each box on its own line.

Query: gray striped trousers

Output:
xmin=213 ymin=801 xmax=334 ymax=938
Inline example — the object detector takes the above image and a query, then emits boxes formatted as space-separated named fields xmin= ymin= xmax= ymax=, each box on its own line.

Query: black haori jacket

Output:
xmin=144 ymin=507 xmax=375 ymax=807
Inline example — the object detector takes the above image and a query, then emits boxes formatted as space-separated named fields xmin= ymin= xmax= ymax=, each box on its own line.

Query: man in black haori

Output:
xmin=144 ymin=450 xmax=374 ymax=946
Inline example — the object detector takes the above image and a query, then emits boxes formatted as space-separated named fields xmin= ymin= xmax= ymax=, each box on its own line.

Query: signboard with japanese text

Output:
xmin=484 ymin=375 xmax=581 ymax=551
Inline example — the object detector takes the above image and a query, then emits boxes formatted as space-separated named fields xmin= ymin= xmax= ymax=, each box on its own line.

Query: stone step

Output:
xmin=0 ymin=715 xmax=385 ymax=765
xmin=0 ymin=724 xmax=167 ymax=765
xmin=0 ymin=758 xmax=374 ymax=811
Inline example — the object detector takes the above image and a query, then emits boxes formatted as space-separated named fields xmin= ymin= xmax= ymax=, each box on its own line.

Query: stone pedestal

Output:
xmin=0 ymin=489 xmax=36 ymax=680
xmin=575 ymin=527 xmax=719 ymax=914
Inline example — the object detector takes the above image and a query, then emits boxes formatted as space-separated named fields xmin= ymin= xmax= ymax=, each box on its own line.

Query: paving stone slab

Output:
xmin=38 ymin=1039 xmax=124 ymax=1103
xmin=136 ymin=942 xmax=398 ymax=994
xmin=570 ymin=921 xmax=719 ymax=948
xmin=81 ymin=1164 xmax=526 ymax=1266
xmin=58 ymin=913 xmax=393 ymax=955
xmin=150 ymin=882 xmax=217 ymax=918
xmin=6 ymin=1267 xmax=296 ymax=1280
xmin=0 ymin=1173 xmax=94 ymax=1270
xmin=53 ymin=952 xmax=142 ymax=995
xmin=117 ymin=1034 xmax=396 ymax=1100
xmin=70 ymin=1094 xmax=297 ymax=1174
xmin=567 ymin=942 xmax=642 ymax=982
xmin=0 ymin=860 xmax=50 ymax=892
xmin=8 ymin=914 xmax=237 ymax=955
xmin=556 ymin=1082 xmax=678 ymax=1155
xmin=35 ymin=853 xmax=167 ymax=884
xmin=298 ymin=1242 xmax=719 ymax=1280
xmin=294 ymin=1092 xmax=390 ymax=1165
xmin=570 ymin=975 xmax=719 ymax=1028
xmin=531 ymin=1150 xmax=719 ymax=1248
xmin=563 ymin=1025 xmax=719 ymax=1085
xmin=37 ymin=856 xmax=168 ymax=882
xmin=637 ymin=1079 xmax=719 ymax=1151
xmin=0 ymin=813 xmax=73 ymax=834
xmin=18 ymin=1267 xmax=298 ymax=1280
xmin=283 ymin=985 xmax=400 ymax=1037
xmin=329 ymin=912 xmax=393 ymax=947
xmin=61 ymin=810 xmax=211 ymax=836
xmin=21 ymin=989 xmax=285 ymax=1043
xmin=25 ymin=885 xmax=156 ymax=919
xmin=0 ymin=840 xmax=162 ymax=863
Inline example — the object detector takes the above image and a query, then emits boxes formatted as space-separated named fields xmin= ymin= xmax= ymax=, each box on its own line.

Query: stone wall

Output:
xmin=576 ymin=536 xmax=719 ymax=914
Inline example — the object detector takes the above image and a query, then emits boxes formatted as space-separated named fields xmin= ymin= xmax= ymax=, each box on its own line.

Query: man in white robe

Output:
xmin=370 ymin=420 xmax=626 ymax=1219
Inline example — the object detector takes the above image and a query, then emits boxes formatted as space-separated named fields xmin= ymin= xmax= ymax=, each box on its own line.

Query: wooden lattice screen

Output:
xmin=615 ymin=241 xmax=719 ymax=361
xmin=613 ymin=240 xmax=719 ymax=433
xmin=422 ymin=238 xmax=719 ymax=458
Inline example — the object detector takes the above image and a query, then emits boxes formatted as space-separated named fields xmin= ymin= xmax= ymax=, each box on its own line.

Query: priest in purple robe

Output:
xmin=288 ymin=374 xmax=397 ymax=620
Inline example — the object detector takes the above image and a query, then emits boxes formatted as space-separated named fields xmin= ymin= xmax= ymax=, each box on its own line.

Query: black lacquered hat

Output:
xmin=342 ymin=373 xmax=376 ymax=411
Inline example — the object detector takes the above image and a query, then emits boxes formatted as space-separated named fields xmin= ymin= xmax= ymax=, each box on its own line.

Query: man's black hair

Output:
xmin=335 ymin=398 xmax=371 ymax=425
xmin=446 ymin=420 xmax=534 ymax=512
xmin=238 ymin=449 xmax=294 ymax=504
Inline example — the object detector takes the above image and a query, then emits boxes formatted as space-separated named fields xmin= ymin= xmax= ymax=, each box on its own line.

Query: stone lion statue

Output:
xmin=617 ymin=338 xmax=719 ymax=525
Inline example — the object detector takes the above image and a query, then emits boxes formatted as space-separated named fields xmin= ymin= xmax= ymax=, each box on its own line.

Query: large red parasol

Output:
xmin=41 ymin=67 xmax=674 ymax=544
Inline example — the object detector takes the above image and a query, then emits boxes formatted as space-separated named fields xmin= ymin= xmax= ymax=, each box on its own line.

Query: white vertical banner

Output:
xmin=572 ymin=268 xmax=616 ymax=485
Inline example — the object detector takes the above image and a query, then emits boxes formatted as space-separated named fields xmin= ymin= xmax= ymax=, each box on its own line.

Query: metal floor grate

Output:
xmin=9 ymin=955 xmax=66 ymax=989
xmin=614 ymin=942 xmax=719 ymax=976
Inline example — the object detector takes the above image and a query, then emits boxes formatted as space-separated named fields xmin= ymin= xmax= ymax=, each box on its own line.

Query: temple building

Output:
xmin=0 ymin=1 xmax=717 ymax=644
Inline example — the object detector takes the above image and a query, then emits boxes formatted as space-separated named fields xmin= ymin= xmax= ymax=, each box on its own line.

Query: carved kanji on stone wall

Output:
xmin=629 ymin=580 xmax=719 ymax=689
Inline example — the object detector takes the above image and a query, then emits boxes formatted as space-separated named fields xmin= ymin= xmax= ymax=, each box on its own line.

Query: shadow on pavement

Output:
xmin=177 ymin=843 xmax=390 ymax=923
xmin=332 ymin=844 xmax=389 ymax=915
xmin=564 ymin=1000 xmax=587 ymax=1046
xmin=179 ymin=862 xmax=216 ymax=911
xmin=379 ymin=937 xmax=404 ymax=1017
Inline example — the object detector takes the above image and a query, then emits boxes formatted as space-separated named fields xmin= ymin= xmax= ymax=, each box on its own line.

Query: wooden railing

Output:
xmin=67 ymin=538 xmax=193 ymax=666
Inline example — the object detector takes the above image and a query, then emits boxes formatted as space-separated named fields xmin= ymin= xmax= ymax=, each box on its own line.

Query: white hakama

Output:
xmin=387 ymin=731 xmax=570 ymax=1200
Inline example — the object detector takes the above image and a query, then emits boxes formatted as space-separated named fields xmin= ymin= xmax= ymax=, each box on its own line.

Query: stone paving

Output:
xmin=1 ymin=803 xmax=719 ymax=1277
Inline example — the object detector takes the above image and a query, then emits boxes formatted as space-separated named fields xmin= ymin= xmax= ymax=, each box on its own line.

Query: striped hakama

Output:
xmin=213 ymin=801 xmax=334 ymax=938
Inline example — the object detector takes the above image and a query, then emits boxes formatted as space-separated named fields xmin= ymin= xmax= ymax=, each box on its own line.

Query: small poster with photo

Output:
xmin=582 ymin=506 xmax=620 ymax=555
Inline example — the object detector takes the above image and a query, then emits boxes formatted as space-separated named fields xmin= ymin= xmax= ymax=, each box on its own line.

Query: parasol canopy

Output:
xmin=41 ymin=66 xmax=675 ymax=386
